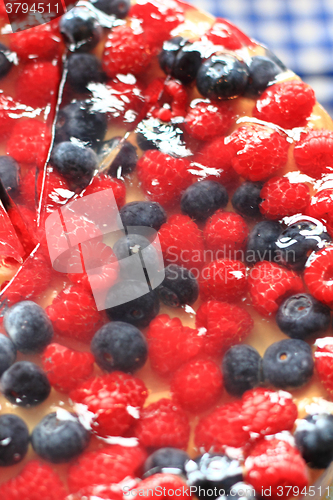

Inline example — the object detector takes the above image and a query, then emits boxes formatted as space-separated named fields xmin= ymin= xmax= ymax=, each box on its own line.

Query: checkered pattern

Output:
xmin=188 ymin=0 xmax=333 ymax=118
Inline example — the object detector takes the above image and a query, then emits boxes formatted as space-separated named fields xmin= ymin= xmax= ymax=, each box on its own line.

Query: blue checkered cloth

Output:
xmin=187 ymin=0 xmax=333 ymax=118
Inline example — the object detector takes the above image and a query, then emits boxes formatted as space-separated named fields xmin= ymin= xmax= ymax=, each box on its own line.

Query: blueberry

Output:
xmin=158 ymin=264 xmax=199 ymax=307
xmin=0 ymin=414 xmax=29 ymax=466
xmin=98 ymin=137 xmax=138 ymax=177
xmin=91 ymin=321 xmax=148 ymax=373
xmin=0 ymin=156 xmax=19 ymax=194
xmin=264 ymin=48 xmax=287 ymax=71
xmin=90 ymin=0 xmax=130 ymax=17
xmin=275 ymin=219 xmax=331 ymax=271
xmin=262 ymin=339 xmax=314 ymax=389
xmin=222 ymin=345 xmax=262 ymax=396
xmin=4 ymin=301 xmax=54 ymax=354
xmin=119 ymin=201 xmax=167 ymax=232
xmin=67 ymin=53 xmax=104 ymax=92
xmin=1 ymin=361 xmax=51 ymax=406
xmin=59 ymin=7 xmax=103 ymax=52
xmin=276 ymin=294 xmax=331 ymax=341
xmin=244 ymin=56 xmax=285 ymax=98
xmin=246 ymin=220 xmax=282 ymax=265
xmin=181 ymin=181 xmax=228 ymax=221
xmin=144 ymin=448 xmax=190 ymax=478
xmin=105 ymin=281 xmax=160 ymax=328
xmin=136 ymin=117 xmax=187 ymax=156
xmin=185 ymin=453 xmax=243 ymax=499
xmin=0 ymin=334 xmax=16 ymax=376
xmin=294 ymin=413 xmax=333 ymax=469
xmin=196 ymin=54 xmax=249 ymax=101
xmin=31 ymin=411 xmax=90 ymax=463
xmin=232 ymin=182 xmax=262 ymax=219
xmin=50 ymin=141 xmax=97 ymax=190
xmin=172 ymin=43 xmax=202 ymax=85
xmin=0 ymin=43 xmax=12 ymax=79
xmin=159 ymin=37 xmax=188 ymax=76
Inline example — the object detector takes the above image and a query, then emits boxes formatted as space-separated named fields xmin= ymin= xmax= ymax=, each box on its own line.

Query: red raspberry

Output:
xmin=314 ymin=339 xmax=333 ymax=396
xmin=46 ymin=284 xmax=105 ymax=342
xmin=294 ymin=129 xmax=333 ymax=178
xmin=195 ymin=401 xmax=250 ymax=451
xmin=135 ymin=398 xmax=190 ymax=449
xmin=6 ymin=119 xmax=51 ymax=168
xmin=134 ymin=474 xmax=191 ymax=499
xmin=16 ymin=61 xmax=60 ymax=108
xmin=0 ymin=460 xmax=66 ymax=500
xmin=254 ymin=80 xmax=316 ymax=129
xmin=204 ymin=19 xmax=243 ymax=49
xmin=104 ymin=78 xmax=145 ymax=127
xmin=241 ymin=388 xmax=298 ymax=436
xmin=70 ymin=372 xmax=148 ymax=437
xmin=146 ymin=78 xmax=187 ymax=121
xmin=244 ymin=439 xmax=309 ymax=498
xmin=21 ymin=168 xmax=72 ymax=212
xmin=248 ymin=261 xmax=304 ymax=316
xmin=147 ymin=314 xmax=203 ymax=376
xmin=203 ymin=210 xmax=249 ymax=259
xmin=67 ymin=444 xmax=147 ymax=494
xmin=303 ymin=247 xmax=333 ymax=306
xmin=158 ymin=214 xmax=205 ymax=271
xmin=10 ymin=23 xmax=61 ymax=60
xmin=199 ymin=259 xmax=248 ymax=302
xmin=42 ymin=343 xmax=95 ymax=393
xmin=0 ymin=94 xmax=22 ymax=138
xmin=184 ymin=100 xmax=234 ymax=141
xmin=82 ymin=174 xmax=126 ymax=208
xmin=196 ymin=300 xmax=254 ymax=356
xmin=137 ymin=151 xmax=192 ymax=207
xmin=307 ymin=188 xmax=333 ymax=222
xmin=102 ymin=25 xmax=152 ymax=79
xmin=171 ymin=359 xmax=223 ymax=412
xmin=259 ymin=176 xmax=310 ymax=219
xmin=194 ymin=136 xmax=239 ymax=187
xmin=227 ymin=124 xmax=289 ymax=181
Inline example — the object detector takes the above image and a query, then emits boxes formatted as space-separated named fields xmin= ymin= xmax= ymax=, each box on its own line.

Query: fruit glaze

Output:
xmin=0 ymin=0 xmax=333 ymax=499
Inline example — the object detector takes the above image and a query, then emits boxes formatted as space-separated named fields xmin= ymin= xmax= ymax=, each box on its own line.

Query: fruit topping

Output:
xmin=181 ymin=180 xmax=228 ymax=222
xmin=0 ymin=414 xmax=29 ymax=466
xmin=0 ymin=333 xmax=16 ymax=376
xmin=222 ymin=344 xmax=262 ymax=396
xmin=259 ymin=177 xmax=311 ymax=220
xmin=295 ymin=413 xmax=333 ymax=469
xmin=232 ymin=182 xmax=263 ymax=219
xmin=157 ymin=264 xmax=199 ymax=307
xmin=59 ymin=7 xmax=103 ymax=52
xmin=184 ymin=100 xmax=234 ymax=141
xmin=144 ymin=447 xmax=189 ymax=477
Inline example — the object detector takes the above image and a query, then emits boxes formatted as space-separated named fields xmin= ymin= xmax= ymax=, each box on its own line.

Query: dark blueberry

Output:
xmin=55 ymin=100 xmax=107 ymax=148
xmin=262 ymin=339 xmax=314 ymax=390
xmin=227 ymin=483 xmax=257 ymax=500
xmin=67 ymin=53 xmax=104 ymax=92
xmin=222 ymin=345 xmax=262 ymax=396
xmin=4 ymin=301 xmax=54 ymax=354
xmin=275 ymin=219 xmax=331 ymax=271
xmin=294 ymin=413 xmax=333 ymax=469
xmin=90 ymin=0 xmax=130 ymax=17
xmin=119 ymin=201 xmax=167 ymax=232
xmin=59 ymin=7 xmax=103 ymax=52
xmin=196 ymin=54 xmax=249 ymax=101
xmin=1 ymin=361 xmax=51 ymax=407
xmin=264 ymin=48 xmax=287 ymax=71
xmin=246 ymin=220 xmax=282 ymax=264
xmin=50 ymin=141 xmax=97 ymax=190
xmin=0 ymin=414 xmax=29 ymax=466
xmin=0 ymin=156 xmax=19 ymax=194
xmin=144 ymin=448 xmax=190 ymax=478
xmin=105 ymin=280 xmax=160 ymax=328
xmin=159 ymin=37 xmax=188 ymax=75
xmin=244 ymin=56 xmax=285 ymax=98
xmin=158 ymin=264 xmax=199 ymax=307
xmin=185 ymin=453 xmax=243 ymax=499
xmin=181 ymin=181 xmax=228 ymax=221
xmin=0 ymin=43 xmax=12 ymax=79
xmin=0 ymin=334 xmax=16 ymax=377
xmin=136 ymin=117 xmax=188 ymax=157
xmin=31 ymin=412 xmax=90 ymax=464
xmin=91 ymin=321 xmax=148 ymax=373
xmin=98 ymin=137 xmax=138 ymax=177
xmin=276 ymin=294 xmax=331 ymax=340
xmin=172 ymin=43 xmax=202 ymax=85
xmin=232 ymin=182 xmax=262 ymax=219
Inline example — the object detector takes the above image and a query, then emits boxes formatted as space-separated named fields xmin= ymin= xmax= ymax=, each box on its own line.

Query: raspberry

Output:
xmin=248 ymin=261 xmax=304 ymax=316
xmin=137 ymin=151 xmax=192 ymax=207
xmin=46 ymin=284 xmax=105 ymax=342
xmin=135 ymin=398 xmax=190 ymax=449
xmin=303 ymin=247 xmax=333 ymax=306
xmin=254 ymin=80 xmax=316 ymax=129
xmin=0 ymin=460 xmax=66 ymax=500
xmin=314 ymin=339 xmax=333 ymax=396
xmin=171 ymin=359 xmax=223 ymax=412
xmin=102 ymin=25 xmax=152 ymax=79
xmin=244 ymin=439 xmax=309 ymax=498
xmin=147 ymin=314 xmax=203 ymax=376
xmin=21 ymin=168 xmax=72 ymax=212
xmin=227 ymin=124 xmax=289 ymax=181
xmin=259 ymin=176 xmax=310 ymax=220
xmin=204 ymin=19 xmax=243 ymax=50
xmin=199 ymin=259 xmax=248 ymax=302
xmin=196 ymin=301 xmax=254 ymax=356
xmin=134 ymin=474 xmax=190 ymax=499
xmin=104 ymin=78 xmax=145 ymax=126
xmin=6 ymin=119 xmax=51 ymax=169
xmin=146 ymin=78 xmax=187 ymax=121
xmin=10 ymin=23 xmax=61 ymax=61
xmin=195 ymin=401 xmax=250 ymax=451
xmin=67 ymin=444 xmax=147 ymax=493
xmin=0 ymin=94 xmax=22 ymax=138
xmin=41 ymin=343 xmax=95 ymax=393
xmin=294 ymin=129 xmax=333 ymax=178
xmin=184 ymin=100 xmax=234 ymax=141
xmin=307 ymin=188 xmax=333 ymax=222
xmin=194 ymin=136 xmax=238 ymax=187
xmin=203 ymin=210 xmax=249 ymax=259
xmin=70 ymin=372 xmax=148 ymax=437
xmin=241 ymin=388 xmax=298 ymax=436
xmin=82 ymin=174 xmax=126 ymax=208
xmin=16 ymin=61 xmax=60 ymax=108
xmin=158 ymin=214 xmax=205 ymax=271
